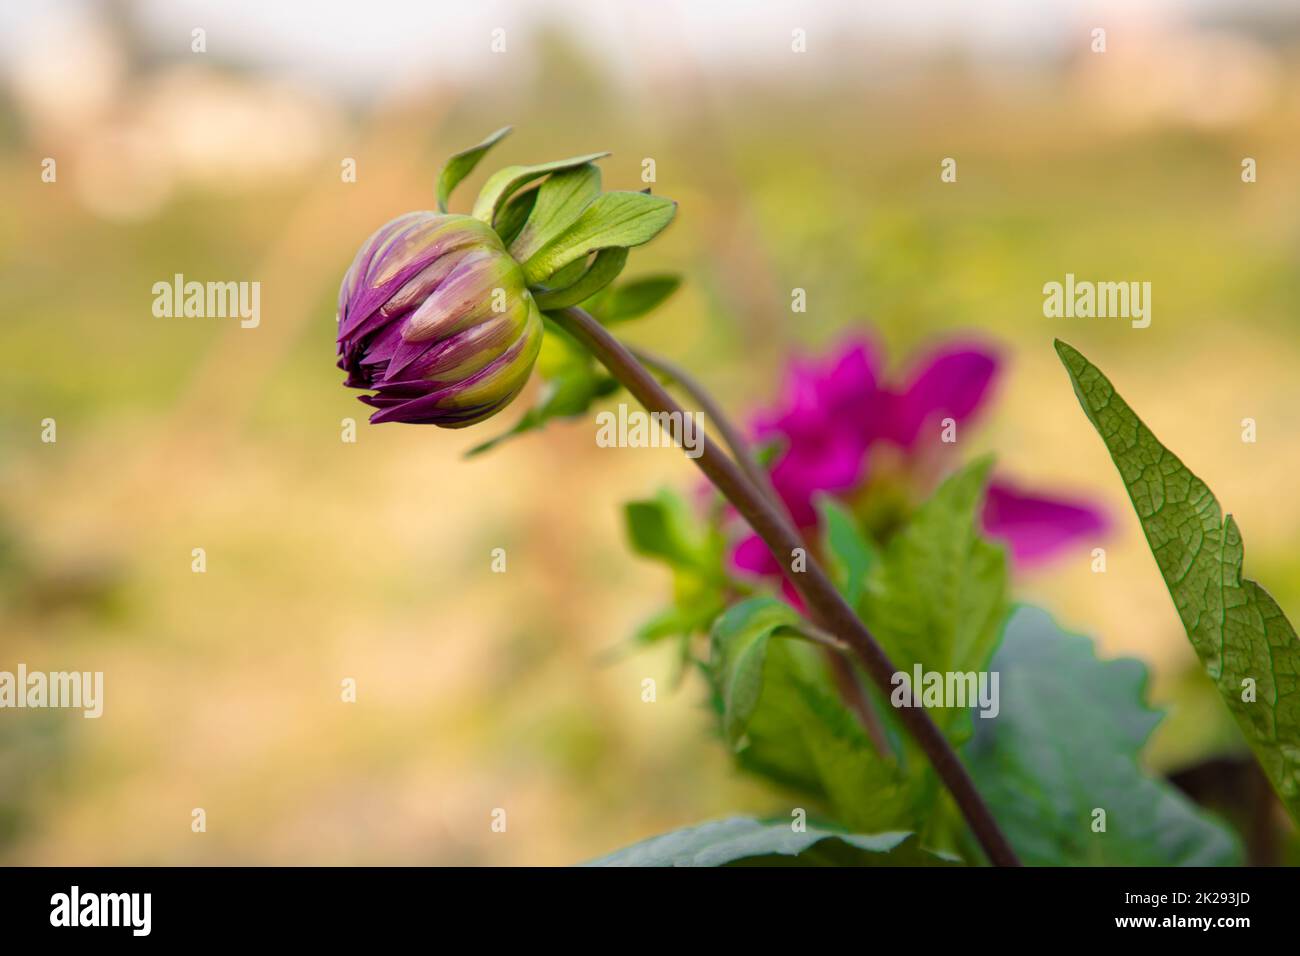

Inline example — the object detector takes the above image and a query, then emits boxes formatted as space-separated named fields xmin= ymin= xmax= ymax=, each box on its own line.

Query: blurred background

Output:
xmin=2 ymin=0 xmax=1299 ymax=864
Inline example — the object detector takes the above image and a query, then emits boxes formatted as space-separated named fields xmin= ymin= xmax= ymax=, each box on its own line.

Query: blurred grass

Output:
xmin=2 ymin=18 xmax=1300 ymax=863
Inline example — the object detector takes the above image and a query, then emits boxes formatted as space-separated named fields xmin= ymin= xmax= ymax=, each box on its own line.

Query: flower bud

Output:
xmin=337 ymin=128 xmax=677 ymax=431
xmin=337 ymin=212 xmax=542 ymax=427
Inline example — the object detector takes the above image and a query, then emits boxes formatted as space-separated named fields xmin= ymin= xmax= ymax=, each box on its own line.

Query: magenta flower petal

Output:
xmin=732 ymin=533 xmax=780 ymax=576
xmin=731 ymin=533 xmax=807 ymax=610
xmin=753 ymin=337 xmax=883 ymax=526
xmin=883 ymin=343 xmax=1001 ymax=448
xmin=755 ymin=338 xmax=882 ymax=441
xmin=981 ymin=479 xmax=1109 ymax=567
xmin=768 ymin=438 xmax=868 ymax=526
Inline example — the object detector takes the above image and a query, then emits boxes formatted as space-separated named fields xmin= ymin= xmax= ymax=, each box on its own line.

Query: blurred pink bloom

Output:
xmin=981 ymin=481 xmax=1110 ymax=565
xmin=733 ymin=334 xmax=1107 ymax=582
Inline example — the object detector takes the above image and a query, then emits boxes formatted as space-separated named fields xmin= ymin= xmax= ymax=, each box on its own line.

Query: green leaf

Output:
xmin=585 ymin=817 xmax=959 ymax=867
xmin=470 ymin=151 xmax=609 ymax=224
xmin=710 ymin=598 xmax=812 ymax=748
xmin=817 ymin=496 xmax=877 ymax=608
xmin=532 ymin=248 xmax=628 ymax=311
xmin=624 ymin=488 xmax=711 ymax=570
xmin=508 ymin=163 xmax=602 ymax=262
xmin=521 ymin=191 xmax=676 ymax=286
xmin=436 ymin=126 xmax=512 ymax=213
xmin=465 ymin=319 xmax=614 ymax=457
xmin=583 ymin=274 xmax=682 ymax=324
xmin=623 ymin=489 xmax=730 ymax=646
xmin=967 ymin=605 xmax=1243 ymax=865
xmin=861 ymin=457 xmax=1008 ymax=741
xmin=634 ymin=598 xmax=723 ymax=645
xmin=1056 ymin=339 xmax=1300 ymax=822
xmin=708 ymin=605 xmax=922 ymax=833
xmin=703 ymin=467 xmax=1009 ymax=836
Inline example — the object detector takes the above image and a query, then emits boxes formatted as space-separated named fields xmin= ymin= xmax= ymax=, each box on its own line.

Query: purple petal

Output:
xmin=751 ymin=336 xmax=882 ymax=526
xmin=883 ymin=342 xmax=1001 ymax=448
xmin=732 ymin=533 xmax=780 ymax=576
xmin=754 ymin=337 xmax=882 ymax=442
xmin=981 ymin=479 xmax=1109 ymax=567
xmin=730 ymin=534 xmax=807 ymax=611
xmin=769 ymin=436 xmax=868 ymax=526
xmin=368 ymin=326 xmax=537 ymax=427
xmin=339 ymin=214 xmax=482 ymax=344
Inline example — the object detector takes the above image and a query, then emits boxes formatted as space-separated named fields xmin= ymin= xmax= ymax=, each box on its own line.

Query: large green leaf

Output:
xmin=435 ymin=126 xmax=511 ymax=213
xmin=1056 ymin=339 xmax=1300 ymax=822
xmin=521 ymin=191 xmax=676 ymax=285
xmin=860 ymin=457 xmax=1008 ymax=741
xmin=585 ymin=816 xmax=958 ymax=867
xmin=967 ymin=605 xmax=1243 ymax=865
xmin=709 ymin=598 xmax=922 ymax=833
xmin=508 ymin=163 xmax=602 ymax=262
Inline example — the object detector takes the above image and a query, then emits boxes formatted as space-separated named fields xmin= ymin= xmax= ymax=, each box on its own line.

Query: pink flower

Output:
xmin=734 ymin=333 xmax=1107 ymax=581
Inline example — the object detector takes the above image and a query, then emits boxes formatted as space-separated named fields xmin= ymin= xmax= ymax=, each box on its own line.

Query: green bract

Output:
xmin=432 ymin=127 xmax=681 ymax=446
xmin=437 ymin=127 xmax=676 ymax=296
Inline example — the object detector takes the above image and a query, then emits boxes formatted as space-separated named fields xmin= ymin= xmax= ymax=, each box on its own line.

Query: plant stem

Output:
xmin=630 ymin=344 xmax=892 ymax=757
xmin=628 ymin=346 xmax=782 ymax=516
xmin=555 ymin=306 xmax=1021 ymax=867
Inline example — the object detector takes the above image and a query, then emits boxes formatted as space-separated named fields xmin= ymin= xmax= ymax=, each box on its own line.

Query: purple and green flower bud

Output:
xmin=337 ymin=213 xmax=542 ymax=427
xmin=337 ymin=127 xmax=677 ymax=428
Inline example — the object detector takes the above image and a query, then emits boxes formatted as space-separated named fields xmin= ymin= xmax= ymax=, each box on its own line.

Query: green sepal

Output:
xmin=470 ymin=151 xmax=609 ymax=224
xmin=541 ymin=257 xmax=589 ymax=291
xmin=508 ymin=163 xmax=602 ymax=262
xmin=464 ymin=317 xmax=614 ymax=457
xmin=491 ymin=186 xmax=539 ymax=247
xmin=521 ymin=191 xmax=676 ymax=286
xmin=435 ymin=126 xmax=512 ymax=213
xmin=533 ymin=248 xmax=629 ymax=311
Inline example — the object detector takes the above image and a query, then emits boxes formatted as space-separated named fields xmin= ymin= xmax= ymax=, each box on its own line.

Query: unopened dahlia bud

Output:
xmin=337 ymin=127 xmax=676 ymax=429
xmin=337 ymin=213 xmax=542 ymax=427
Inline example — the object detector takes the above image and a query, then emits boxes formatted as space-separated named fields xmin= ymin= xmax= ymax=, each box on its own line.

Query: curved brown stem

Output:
xmin=556 ymin=306 xmax=1020 ymax=867
xmin=630 ymin=344 xmax=891 ymax=757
